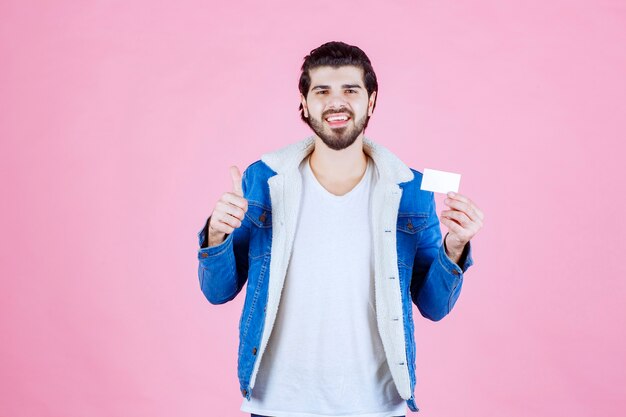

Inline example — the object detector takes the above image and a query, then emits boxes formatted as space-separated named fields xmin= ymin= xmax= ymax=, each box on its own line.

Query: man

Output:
xmin=197 ymin=41 xmax=484 ymax=416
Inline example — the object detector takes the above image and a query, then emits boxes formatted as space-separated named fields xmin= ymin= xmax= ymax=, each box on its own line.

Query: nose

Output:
xmin=325 ymin=89 xmax=348 ymax=108
xmin=325 ymin=94 xmax=349 ymax=113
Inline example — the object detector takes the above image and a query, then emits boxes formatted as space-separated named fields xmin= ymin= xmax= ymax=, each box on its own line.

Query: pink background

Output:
xmin=2 ymin=1 xmax=625 ymax=416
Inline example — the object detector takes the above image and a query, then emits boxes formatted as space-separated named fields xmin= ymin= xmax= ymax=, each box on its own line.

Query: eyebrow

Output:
xmin=311 ymin=84 xmax=363 ymax=91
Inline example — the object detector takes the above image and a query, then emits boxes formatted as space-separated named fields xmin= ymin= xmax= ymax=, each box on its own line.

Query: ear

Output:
xmin=368 ymin=91 xmax=377 ymax=117
xmin=300 ymin=94 xmax=309 ymax=118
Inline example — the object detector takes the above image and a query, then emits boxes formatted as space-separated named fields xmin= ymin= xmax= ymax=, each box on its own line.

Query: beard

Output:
xmin=307 ymin=111 xmax=369 ymax=151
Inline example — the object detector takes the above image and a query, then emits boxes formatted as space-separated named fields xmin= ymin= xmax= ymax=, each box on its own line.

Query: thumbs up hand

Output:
xmin=207 ymin=166 xmax=249 ymax=247
xmin=230 ymin=165 xmax=244 ymax=197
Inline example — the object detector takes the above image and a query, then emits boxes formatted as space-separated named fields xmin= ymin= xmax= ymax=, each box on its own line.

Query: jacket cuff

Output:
xmin=438 ymin=238 xmax=474 ymax=276
xmin=198 ymin=222 xmax=234 ymax=261
xmin=197 ymin=217 xmax=210 ymax=248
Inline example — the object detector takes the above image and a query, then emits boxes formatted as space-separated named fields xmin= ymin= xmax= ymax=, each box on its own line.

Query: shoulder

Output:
xmin=242 ymin=160 xmax=276 ymax=183
xmin=241 ymin=160 xmax=276 ymax=206
xmin=398 ymin=167 xmax=435 ymax=213
xmin=401 ymin=167 xmax=425 ymax=190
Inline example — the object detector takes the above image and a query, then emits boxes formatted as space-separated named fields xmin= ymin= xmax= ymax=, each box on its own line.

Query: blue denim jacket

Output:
xmin=197 ymin=136 xmax=473 ymax=413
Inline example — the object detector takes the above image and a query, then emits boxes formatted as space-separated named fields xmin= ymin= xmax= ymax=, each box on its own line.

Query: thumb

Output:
xmin=230 ymin=165 xmax=243 ymax=197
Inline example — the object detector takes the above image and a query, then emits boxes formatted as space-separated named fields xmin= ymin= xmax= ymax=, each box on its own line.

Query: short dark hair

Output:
xmin=298 ymin=41 xmax=379 ymax=127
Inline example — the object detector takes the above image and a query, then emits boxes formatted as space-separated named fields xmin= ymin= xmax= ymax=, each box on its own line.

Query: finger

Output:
xmin=446 ymin=193 xmax=484 ymax=222
xmin=209 ymin=220 xmax=235 ymax=235
xmin=440 ymin=216 xmax=465 ymax=236
xmin=216 ymin=200 xmax=246 ymax=222
xmin=212 ymin=209 xmax=242 ymax=230
xmin=475 ymin=206 xmax=485 ymax=221
xmin=441 ymin=209 xmax=472 ymax=227
xmin=447 ymin=191 xmax=469 ymax=203
xmin=222 ymin=192 xmax=248 ymax=213
xmin=447 ymin=192 xmax=477 ymax=212
xmin=208 ymin=212 xmax=236 ymax=234
xmin=441 ymin=211 xmax=482 ymax=240
xmin=444 ymin=198 xmax=479 ymax=223
xmin=230 ymin=166 xmax=243 ymax=197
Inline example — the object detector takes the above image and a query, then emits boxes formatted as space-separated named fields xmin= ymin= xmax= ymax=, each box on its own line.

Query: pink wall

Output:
xmin=1 ymin=1 xmax=625 ymax=416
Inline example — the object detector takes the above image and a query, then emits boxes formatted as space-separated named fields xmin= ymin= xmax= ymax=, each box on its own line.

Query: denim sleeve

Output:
xmin=197 ymin=169 xmax=251 ymax=305
xmin=410 ymin=191 xmax=474 ymax=321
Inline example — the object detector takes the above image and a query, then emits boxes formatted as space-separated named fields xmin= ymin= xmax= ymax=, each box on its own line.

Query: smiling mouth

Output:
xmin=325 ymin=113 xmax=351 ymax=128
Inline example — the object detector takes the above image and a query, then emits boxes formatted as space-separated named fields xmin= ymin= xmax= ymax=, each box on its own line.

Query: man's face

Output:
xmin=301 ymin=65 xmax=376 ymax=151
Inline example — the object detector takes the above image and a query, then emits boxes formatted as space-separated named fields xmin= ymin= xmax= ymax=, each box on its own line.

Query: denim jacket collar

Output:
xmin=260 ymin=135 xmax=414 ymax=185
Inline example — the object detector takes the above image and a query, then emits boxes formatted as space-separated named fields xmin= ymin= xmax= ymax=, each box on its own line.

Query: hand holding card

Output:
xmin=420 ymin=167 xmax=484 ymax=265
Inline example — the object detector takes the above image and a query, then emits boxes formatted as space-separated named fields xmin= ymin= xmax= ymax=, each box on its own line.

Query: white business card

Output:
xmin=420 ymin=168 xmax=461 ymax=194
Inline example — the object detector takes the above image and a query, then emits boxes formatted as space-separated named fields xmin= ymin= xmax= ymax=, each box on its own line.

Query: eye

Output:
xmin=346 ymin=89 xmax=357 ymax=94
xmin=316 ymin=90 xmax=328 ymax=95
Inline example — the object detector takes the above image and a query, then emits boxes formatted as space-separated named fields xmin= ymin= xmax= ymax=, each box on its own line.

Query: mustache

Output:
xmin=323 ymin=109 xmax=353 ymax=118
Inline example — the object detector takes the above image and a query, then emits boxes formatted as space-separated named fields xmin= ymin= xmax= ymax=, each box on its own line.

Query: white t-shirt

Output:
xmin=241 ymin=155 xmax=406 ymax=417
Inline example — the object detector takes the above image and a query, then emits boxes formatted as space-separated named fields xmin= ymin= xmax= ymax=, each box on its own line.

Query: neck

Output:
xmin=309 ymin=134 xmax=368 ymax=183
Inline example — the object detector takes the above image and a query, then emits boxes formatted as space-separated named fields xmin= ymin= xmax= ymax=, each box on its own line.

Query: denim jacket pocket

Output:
xmin=396 ymin=212 xmax=428 ymax=268
xmin=245 ymin=201 xmax=272 ymax=259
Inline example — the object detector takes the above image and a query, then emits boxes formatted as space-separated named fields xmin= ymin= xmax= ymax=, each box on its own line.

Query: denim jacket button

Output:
xmin=200 ymin=253 xmax=208 ymax=258
xmin=452 ymin=269 xmax=459 ymax=275
xmin=252 ymin=347 xmax=257 ymax=355
xmin=241 ymin=388 xmax=247 ymax=396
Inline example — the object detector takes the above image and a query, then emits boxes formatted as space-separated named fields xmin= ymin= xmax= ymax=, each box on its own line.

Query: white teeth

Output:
xmin=327 ymin=115 xmax=348 ymax=122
